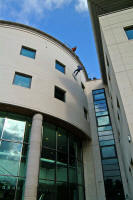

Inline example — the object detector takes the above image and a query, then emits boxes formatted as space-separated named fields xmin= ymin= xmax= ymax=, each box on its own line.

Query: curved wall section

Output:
xmin=0 ymin=21 xmax=89 ymax=137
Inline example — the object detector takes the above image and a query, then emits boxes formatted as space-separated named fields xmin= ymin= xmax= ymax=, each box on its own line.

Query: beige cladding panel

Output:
xmin=0 ymin=23 xmax=89 ymax=136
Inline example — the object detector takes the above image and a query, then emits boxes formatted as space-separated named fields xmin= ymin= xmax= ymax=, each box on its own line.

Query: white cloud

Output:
xmin=75 ymin=0 xmax=88 ymax=12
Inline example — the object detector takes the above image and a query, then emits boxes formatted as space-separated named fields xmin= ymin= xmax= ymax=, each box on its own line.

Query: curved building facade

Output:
xmin=0 ymin=21 xmax=90 ymax=200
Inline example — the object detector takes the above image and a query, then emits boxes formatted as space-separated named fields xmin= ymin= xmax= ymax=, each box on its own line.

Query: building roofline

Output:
xmin=0 ymin=20 xmax=88 ymax=80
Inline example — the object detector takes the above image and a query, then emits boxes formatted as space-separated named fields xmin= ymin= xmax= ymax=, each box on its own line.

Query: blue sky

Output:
xmin=0 ymin=0 xmax=101 ymax=78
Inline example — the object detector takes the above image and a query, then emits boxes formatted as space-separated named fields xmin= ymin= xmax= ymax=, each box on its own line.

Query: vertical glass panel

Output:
xmin=2 ymin=118 xmax=26 ymax=142
xmin=77 ymin=141 xmax=82 ymax=161
xmin=98 ymin=130 xmax=113 ymax=136
xmin=92 ymin=89 xmax=104 ymax=95
xmin=100 ymin=139 xmax=115 ymax=146
xmin=69 ymin=166 xmax=77 ymax=184
xmin=97 ymin=116 xmax=110 ymax=126
xmin=125 ymin=28 xmax=133 ymax=40
xmin=0 ymin=118 xmax=5 ymax=138
xmin=56 ymin=182 xmax=68 ymax=200
xmin=77 ymin=162 xmax=84 ymax=185
xmin=56 ymin=164 xmax=67 ymax=182
xmin=69 ymin=184 xmax=78 ymax=200
xmin=41 ymin=148 xmax=56 ymax=163
xmin=39 ymin=159 xmax=55 ymax=181
xmin=55 ymin=61 xmax=65 ymax=74
xmin=0 ymin=141 xmax=22 ymax=176
xmin=93 ymin=93 xmax=105 ymax=101
xmin=104 ymin=176 xmax=125 ymax=200
xmin=19 ymin=144 xmax=28 ymax=177
xmin=43 ymin=123 xmax=56 ymax=149
xmin=13 ymin=73 xmax=32 ymax=88
xmin=69 ymin=136 xmax=77 ymax=159
xmin=57 ymin=128 xmax=68 ymax=153
xmin=96 ymin=111 xmax=108 ymax=117
xmin=78 ymin=186 xmax=85 ymax=200
xmin=0 ymin=176 xmax=17 ymax=200
xmin=101 ymin=146 xmax=116 ymax=159
xmin=15 ymin=177 xmax=25 ymax=200
xmin=98 ymin=126 xmax=112 ymax=132
xmin=99 ymin=135 xmax=114 ymax=141
xmin=37 ymin=180 xmax=56 ymax=200
xmin=57 ymin=152 xmax=68 ymax=165
xmin=20 ymin=46 xmax=36 ymax=59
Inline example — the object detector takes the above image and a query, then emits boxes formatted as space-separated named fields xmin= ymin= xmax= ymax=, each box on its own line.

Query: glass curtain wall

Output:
xmin=92 ymin=89 xmax=125 ymax=200
xmin=38 ymin=123 xmax=85 ymax=200
xmin=0 ymin=112 xmax=31 ymax=200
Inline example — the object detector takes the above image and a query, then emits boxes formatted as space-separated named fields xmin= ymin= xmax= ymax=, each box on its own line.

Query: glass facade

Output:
xmin=13 ymin=73 xmax=32 ymax=88
xmin=0 ymin=112 xmax=31 ymax=200
xmin=92 ymin=89 xmax=125 ymax=200
xmin=38 ymin=123 xmax=85 ymax=200
xmin=20 ymin=46 xmax=36 ymax=59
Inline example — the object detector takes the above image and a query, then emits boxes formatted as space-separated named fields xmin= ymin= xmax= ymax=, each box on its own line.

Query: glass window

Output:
xmin=92 ymin=89 xmax=104 ymax=95
xmin=39 ymin=159 xmax=55 ymax=181
xmin=55 ymin=61 xmax=65 ymax=74
xmin=20 ymin=46 xmax=36 ymax=59
xmin=54 ymin=86 xmax=66 ymax=102
xmin=78 ymin=186 xmax=85 ymax=200
xmin=77 ymin=162 xmax=84 ymax=185
xmin=104 ymin=170 xmax=121 ymax=177
xmin=37 ymin=180 xmax=56 ymax=200
xmin=56 ymin=163 xmax=67 ymax=182
xmin=125 ymin=27 xmax=133 ymax=40
xmin=1 ymin=118 xmax=26 ymax=142
xmin=69 ymin=166 xmax=77 ymax=183
xmin=96 ymin=111 xmax=108 ymax=117
xmin=95 ymin=104 xmax=107 ymax=112
xmin=56 ymin=182 xmax=68 ymax=200
xmin=93 ymin=93 xmax=105 ymax=101
xmin=98 ymin=130 xmax=113 ymax=136
xmin=0 ymin=176 xmax=17 ymax=200
xmin=41 ymin=148 xmax=56 ymax=163
xmin=101 ymin=146 xmax=116 ymax=159
xmin=102 ymin=158 xmax=118 ymax=165
xmin=100 ymin=139 xmax=115 ymax=147
xmin=94 ymin=99 xmax=106 ymax=105
xmin=13 ymin=72 xmax=32 ymax=88
xmin=97 ymin=116 xmax=110 ymax=126
xmin=57 ymin=128 xmax=68 ymax=153
xmin=0 ymin=118 xmax=5 ymax=138
xmin=99 ymin=135 xmax=114 ymax=141
xmin=43 ymin=123 xmax=56 ymax=149
xmin=98 ymin=126 xmax=112 ymax=132
xmin=103 ymin=161 xmax=119 ymax=171
xmin=0 ymin=141 xmax=23 ymax=176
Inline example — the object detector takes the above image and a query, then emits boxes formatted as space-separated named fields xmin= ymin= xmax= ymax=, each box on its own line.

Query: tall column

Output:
xmin=24 ymin=113 xmax=43 ymax=200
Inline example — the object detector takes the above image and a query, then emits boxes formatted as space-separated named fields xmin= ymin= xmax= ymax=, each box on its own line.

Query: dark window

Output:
xmin=55 ymin=61 xmax=65 ymax=74
xmin=125 ymin=27 xmax=133 ymax=40
xmin=13 ymin=72 xmax=32 ymax=88
xmin=81 ymin=82 xmax=85 ymax=91
xmin=84 ymin=108 xmax=88 ymax=120
xmin=92 ymin=89 xmax=104 ymax=95
xmin=20 ymin=46 xmax=36 ymax=59
xmin=54 ymin=86 xmax=66 ymax=102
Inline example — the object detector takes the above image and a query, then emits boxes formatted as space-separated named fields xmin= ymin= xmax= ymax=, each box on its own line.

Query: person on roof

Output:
xmin=72 ymin=46 xmax=77 ymax=52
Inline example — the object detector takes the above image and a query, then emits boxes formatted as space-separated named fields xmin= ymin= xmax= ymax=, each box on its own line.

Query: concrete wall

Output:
xmin=0 ymin=22 xmax=89 ymax=137
xmin=99 ymin=9 xmax=133 ymax=199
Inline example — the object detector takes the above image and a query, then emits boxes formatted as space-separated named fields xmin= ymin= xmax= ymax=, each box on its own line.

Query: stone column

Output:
xmin=24 ymin=113 xmax=43 ymax=200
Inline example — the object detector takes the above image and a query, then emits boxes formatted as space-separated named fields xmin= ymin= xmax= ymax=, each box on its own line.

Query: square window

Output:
xmin=55 ymin=61 xmax=65 ymax=74
xmin=13 ymin=72 xmax=32 ymax=88
xmin=97 ymin=116 xmax=110 ymax=126
xmin=20 ymin=46 xmax=36 ymax=59
xmin=54 ymin=86 xmax=66 ymax=102
xmin=84 ymin=108 xmax=88 ymax=120
xmin=125 ymin=27 xmax=133 ymax=40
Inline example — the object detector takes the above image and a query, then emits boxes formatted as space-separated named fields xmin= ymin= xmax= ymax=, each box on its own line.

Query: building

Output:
xmin=0 ymin=4 xmax=133 ymax=199
xmin=87 ymin=1 xmax=133 ymax=200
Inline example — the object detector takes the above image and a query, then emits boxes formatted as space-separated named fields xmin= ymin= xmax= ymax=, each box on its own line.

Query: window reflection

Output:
xmin=2 ymin=118 xmax=26 ymax=142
